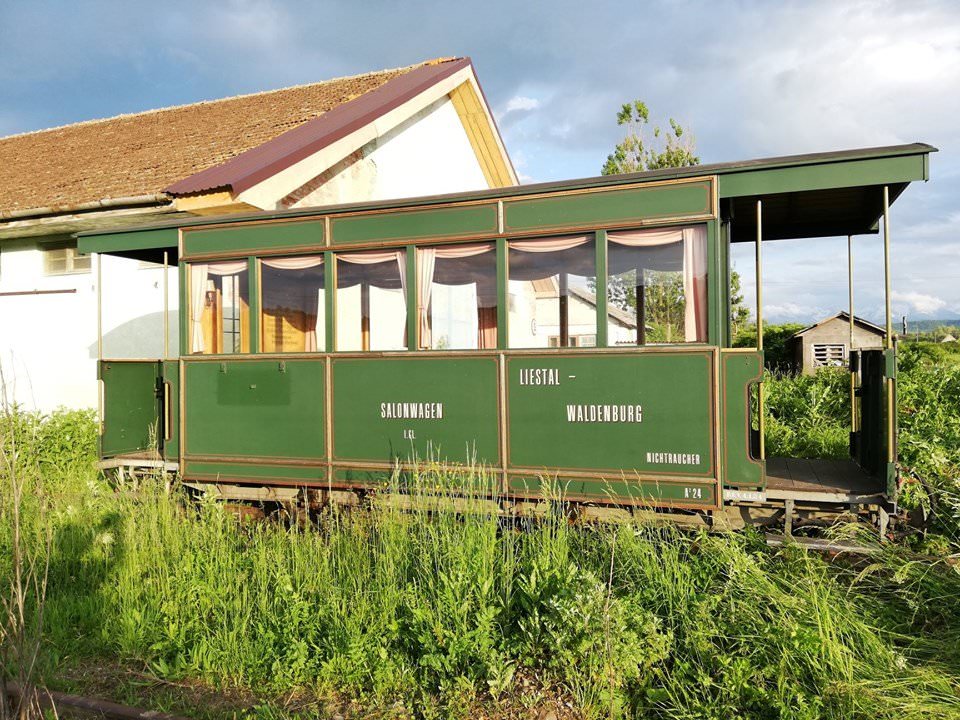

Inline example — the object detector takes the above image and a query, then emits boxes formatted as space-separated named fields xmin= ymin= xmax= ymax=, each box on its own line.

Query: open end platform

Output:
xmin=765 ymin=457 xmax=883 ymax=503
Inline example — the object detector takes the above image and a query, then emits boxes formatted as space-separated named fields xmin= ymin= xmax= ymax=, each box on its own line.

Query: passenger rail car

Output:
xmin=78 ymin=143 xmax=936 ymax=526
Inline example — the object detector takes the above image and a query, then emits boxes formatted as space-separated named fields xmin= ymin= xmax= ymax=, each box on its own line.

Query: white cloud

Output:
xmin=495 ymin=95 xmax=541 ymax=122
xmin=504 ymin=96 xmax=540 ymax=113
xmin=765 ymin=302 xmax=828 ymax=323
xmin=892 ymin=291 xmax=947 ymax=315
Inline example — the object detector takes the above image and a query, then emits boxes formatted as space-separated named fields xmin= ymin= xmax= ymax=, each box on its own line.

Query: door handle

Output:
xmin=163 ymin=381 xmax=173 ymax=442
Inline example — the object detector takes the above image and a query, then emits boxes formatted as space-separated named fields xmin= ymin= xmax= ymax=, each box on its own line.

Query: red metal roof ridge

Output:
xmin=165 ymin=57 xmax=473 ymax=197
xmin=0 ymin=59 xmax=456 ymax=145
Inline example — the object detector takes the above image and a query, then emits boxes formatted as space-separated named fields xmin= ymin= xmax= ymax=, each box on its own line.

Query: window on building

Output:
xmin=417 ymin=244 xmax=497 ymax=350
xmin=188 ymin=261 xmax=249 ymax=354
xmin=813 ymin=343 xmax=846 ymax=367
xmin=548 ymin=334 xmax=596 ymax=348
xmin=43 ymin=241 xmax=91 ymax=275
xmin=508 ymin=235 xmax=596 ymax=348
xmin=260 ymin=256 xmax=325 ymax=352
xmin=335 ymin=250 xmax=407 ymax=351
xmin=606 ymin=225 xmax=708 ymax=345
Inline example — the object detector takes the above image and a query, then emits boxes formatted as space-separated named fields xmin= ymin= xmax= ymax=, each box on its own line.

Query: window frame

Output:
xmin=43 ymin=241 xmax=91 ymax=276
xmin=185 ymin=258 xmax=253 ymax=356
xmin=185 ymin=220 xmax=714 ymax=357
xmin=812 ymin=343 xmax=846 ymax=367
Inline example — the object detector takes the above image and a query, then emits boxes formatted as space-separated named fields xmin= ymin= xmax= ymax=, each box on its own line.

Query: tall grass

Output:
xmin=1 ymin=351 xmax=960 ymax=718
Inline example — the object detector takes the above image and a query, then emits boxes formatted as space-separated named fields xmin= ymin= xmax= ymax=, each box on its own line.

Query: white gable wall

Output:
xmin=288 ymin=97 xmax=488 ymax=209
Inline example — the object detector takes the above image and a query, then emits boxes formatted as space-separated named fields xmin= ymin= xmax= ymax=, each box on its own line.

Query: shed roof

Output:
xmin=791 ymin=311 xmax=887 ymax=339
xmin=0 ymin=57 xmax=464 ymax=218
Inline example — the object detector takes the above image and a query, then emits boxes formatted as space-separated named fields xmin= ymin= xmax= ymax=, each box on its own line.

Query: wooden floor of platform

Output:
xmin=765 ymin=457 xmax=882 ymax=501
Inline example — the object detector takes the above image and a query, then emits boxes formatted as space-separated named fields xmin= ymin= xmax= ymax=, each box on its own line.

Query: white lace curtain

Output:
xmin=417 ymin=244 xmax=495 ymax=348
xmin=189 ymin=261 xmax=247 ymax=354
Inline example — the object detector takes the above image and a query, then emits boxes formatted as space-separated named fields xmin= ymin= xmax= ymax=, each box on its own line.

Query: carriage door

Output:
xmin=855 ymin=348 xmax=897 ymax=499
xmin=98 ymin=360 xmax=164 ymax=458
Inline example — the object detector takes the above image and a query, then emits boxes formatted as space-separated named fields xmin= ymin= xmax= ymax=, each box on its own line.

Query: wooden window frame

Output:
xmin=43 ymin=241 xmax=91 ymax=276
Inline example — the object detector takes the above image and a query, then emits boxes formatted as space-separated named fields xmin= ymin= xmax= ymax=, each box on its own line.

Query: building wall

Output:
xmin=795 ymin=317 xmax=884 ymax=374
xmin=0 ymin=97 xmax=492 ymax=412
xmin=0 ymin=241 xmax=179 ymax=410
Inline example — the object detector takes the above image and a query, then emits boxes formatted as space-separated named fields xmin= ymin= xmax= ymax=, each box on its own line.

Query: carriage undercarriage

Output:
xmin=99 ymin=452 xmax=898 ymax=541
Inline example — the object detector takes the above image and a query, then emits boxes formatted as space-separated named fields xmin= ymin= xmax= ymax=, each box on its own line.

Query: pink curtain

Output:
xmin=607 ymin=228 xmax=682 ymax=248
xmin=509 ymin=236 xmax=590 ymax=252
xmin=262 ymin=256 xmax=323 ymax=270
xmin=206 ymin=260 xmax=248 ymax=275
xmin=682 ymin=226 xmax=708 ymax=342
xmin=337 ymin=250 xmax=406 ymax=293
xmin=508 ymin=235 xmax=594 ymax=281
xmin=417 ymin=248 xmax=437 ymax=347
xmin=189 ymin=264 xmax=208 ymax=353
xmin=261 ymin=256 xmax=324 ymax=351
xmin=418 ymin=244 xmax=495 ymax=348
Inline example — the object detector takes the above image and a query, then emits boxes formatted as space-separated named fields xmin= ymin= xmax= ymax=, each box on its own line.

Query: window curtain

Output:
xmin=261 ymin=256 xmax=324 ymax=351
xmin=607 ymin=226 xmax=707 ymax=342
xmin=189 ymin=261 xmax=247 ymax=353
xmin=417 ymin=243 xmax=494 ymax=349
xmin=337 ymin=250 xmax=406 ymax=293
xmin=508 ymin=235 xmax=593 ymax=280
xmin=681 ymin=226 xmax=708 ymax=342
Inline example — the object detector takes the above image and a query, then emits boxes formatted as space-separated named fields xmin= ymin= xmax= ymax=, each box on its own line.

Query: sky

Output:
xmin=2 ymin=0 xmax=958 ymax=325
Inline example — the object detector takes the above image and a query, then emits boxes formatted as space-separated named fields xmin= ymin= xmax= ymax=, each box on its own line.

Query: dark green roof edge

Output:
xmin=76 ymin=142 xmax=936 ymax=240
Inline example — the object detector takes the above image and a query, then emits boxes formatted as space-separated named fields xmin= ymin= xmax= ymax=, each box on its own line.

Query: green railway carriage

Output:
xmin=79 ymin=142 xmax=935 ymax=524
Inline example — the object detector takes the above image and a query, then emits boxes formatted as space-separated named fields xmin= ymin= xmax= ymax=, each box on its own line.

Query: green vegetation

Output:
xmin=733 ymin=322 xmax=806 ymax=370
xmin=3 ymin=374 xmax=960 ymax=718
xmin=601 ymin=100 xmax=698 ymax=175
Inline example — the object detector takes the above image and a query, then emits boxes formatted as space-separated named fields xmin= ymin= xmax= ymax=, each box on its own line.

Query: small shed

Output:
xmin=791 ymin=311 xmax=885 ymax=373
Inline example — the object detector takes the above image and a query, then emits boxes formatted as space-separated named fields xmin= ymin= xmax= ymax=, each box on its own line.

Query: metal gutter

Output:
xmin=0 ymin=194 xmax=171 ymax=222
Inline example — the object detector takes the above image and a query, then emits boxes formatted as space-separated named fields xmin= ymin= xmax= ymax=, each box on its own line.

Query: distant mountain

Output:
xmin=903 ymin=318 xmax=960 ymax=332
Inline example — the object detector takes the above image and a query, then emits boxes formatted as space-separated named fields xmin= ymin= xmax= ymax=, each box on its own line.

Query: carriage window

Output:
xmin=188 ymin=261 xmax=249 ymax=354
xmin=260 ymin=256 xmax=325 ymax=352
xmin=606 ymin=226 xmax=708 ymax=345
xmin=336 ymin=250 xmax=407 ymax=351
xmin=417 ymin=244 xmax=497 ymax=350
xmin=508 ymin=235 xmax=596 ymax=348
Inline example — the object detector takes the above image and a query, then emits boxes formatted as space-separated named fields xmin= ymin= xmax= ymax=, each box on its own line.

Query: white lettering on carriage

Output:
xmin=518 ymin=368 xmax=561 ymax=386
xmin=380 ymin=402 xmax=444 ymax=420
xmin=564 ymin=404 xmax=643 ymax=423
xmin=645 ymin=452 xmax=702 ymax=466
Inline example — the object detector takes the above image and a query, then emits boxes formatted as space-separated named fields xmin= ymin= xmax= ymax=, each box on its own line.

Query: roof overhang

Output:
xmin=715 ymin=143 xmax=933 ymax=242
xmin=78 ymin=142 xmax=937 ymax=259
xmin=0 ymin=197 xmax=179 ymax=242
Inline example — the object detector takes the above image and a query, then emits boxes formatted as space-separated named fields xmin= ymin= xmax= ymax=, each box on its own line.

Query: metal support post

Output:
xmin=848 ymin=236 xmax=857 ymax=432
xmin=163 ymin=250 xmax=169 ymax=360
xmin=755 ymin=200 xmax=765 ymax=460
xmin=883 ymin=187 xmax=893 ymax=349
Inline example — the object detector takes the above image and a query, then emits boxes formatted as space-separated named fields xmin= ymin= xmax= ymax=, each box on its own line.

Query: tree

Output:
xmin=729 ymin=268 xmax=751 ymax=340
xmin=601 ymin=100 xmax=699 ymax=175
xmin=600 ymin=100 xmax=747 ymax=338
